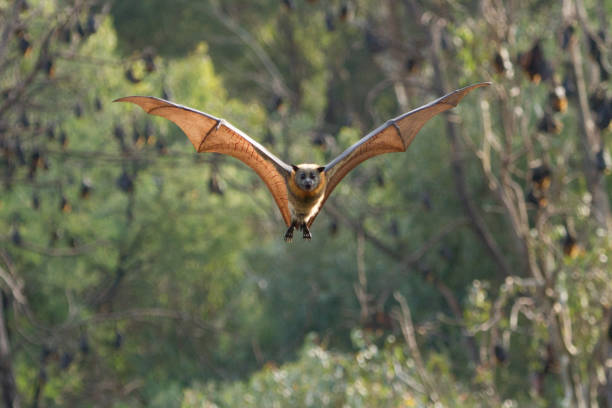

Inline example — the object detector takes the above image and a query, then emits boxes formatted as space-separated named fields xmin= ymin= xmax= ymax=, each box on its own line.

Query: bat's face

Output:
xmin=292 ymin=164 xmax=325 ymax=192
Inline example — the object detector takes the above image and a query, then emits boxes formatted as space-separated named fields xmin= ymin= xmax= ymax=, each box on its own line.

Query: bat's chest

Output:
xmin=288 ymin=192 xmax=325 ymax=223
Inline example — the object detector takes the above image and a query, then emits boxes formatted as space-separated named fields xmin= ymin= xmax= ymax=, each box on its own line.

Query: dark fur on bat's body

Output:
xmin=115 ymin=82 xmax=490 ymax=242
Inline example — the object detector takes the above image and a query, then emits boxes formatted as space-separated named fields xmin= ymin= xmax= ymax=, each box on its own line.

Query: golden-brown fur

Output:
xmin=287 ymin=164 xmax=327 ymax=225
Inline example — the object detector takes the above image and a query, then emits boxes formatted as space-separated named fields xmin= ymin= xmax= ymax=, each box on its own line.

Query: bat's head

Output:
xmin=292 ymin=164 xmax=326 ymax=193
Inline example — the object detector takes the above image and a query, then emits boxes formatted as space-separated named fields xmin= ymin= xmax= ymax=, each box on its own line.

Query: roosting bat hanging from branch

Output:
xmin=115 ymin=82 xmax=489 ymax=241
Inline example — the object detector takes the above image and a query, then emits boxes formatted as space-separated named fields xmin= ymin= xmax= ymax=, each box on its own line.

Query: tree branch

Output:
xmin=0 ymin=292 xmax=19 ymax=408
xmin=428 ymin=20 xmax=513 ymax=278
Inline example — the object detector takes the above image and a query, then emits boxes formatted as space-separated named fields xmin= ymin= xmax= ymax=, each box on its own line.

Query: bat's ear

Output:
xmin=291 ymin=164 xmax=299 ymax=172
xmin=317 ymin=166 xmax=325 ymax=173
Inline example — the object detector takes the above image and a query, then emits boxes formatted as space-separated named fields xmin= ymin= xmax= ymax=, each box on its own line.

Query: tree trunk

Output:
xmin=0 ymin=293 xmax=19 ymax=408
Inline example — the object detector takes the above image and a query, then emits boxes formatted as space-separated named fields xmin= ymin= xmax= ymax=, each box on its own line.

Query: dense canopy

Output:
xmin=1 ymin=0 xmax=611 ymax=406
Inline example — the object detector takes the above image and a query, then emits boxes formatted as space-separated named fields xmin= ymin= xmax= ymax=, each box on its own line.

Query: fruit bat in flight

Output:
xmin=115 ymin=82 xmax=489 ymax=241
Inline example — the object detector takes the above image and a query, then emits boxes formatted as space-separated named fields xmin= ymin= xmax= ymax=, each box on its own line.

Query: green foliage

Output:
xmin=2 ymin=0 xmax=612 ymax=406
xmin=181 ymin=332 xmax=520 ymax=408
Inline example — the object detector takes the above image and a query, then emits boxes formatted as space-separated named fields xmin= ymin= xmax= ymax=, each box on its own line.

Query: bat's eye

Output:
xmin=300 ymin=173 xmax=306 ymax=180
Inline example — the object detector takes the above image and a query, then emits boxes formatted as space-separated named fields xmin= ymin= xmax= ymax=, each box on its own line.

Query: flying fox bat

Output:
xmin=115 ymin=82 xmax=489 ymax=241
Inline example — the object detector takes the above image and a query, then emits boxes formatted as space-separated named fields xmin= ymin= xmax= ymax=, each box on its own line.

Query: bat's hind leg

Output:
xmin=301 ymin=223 xmax=312 ymax=241
xmin=284 ymin=222 xmax=297 ymax=242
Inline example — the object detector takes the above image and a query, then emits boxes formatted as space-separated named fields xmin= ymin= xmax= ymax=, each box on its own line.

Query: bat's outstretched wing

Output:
xmin=114 ymin=96 xmax=293 ymax=226
xmin=308 ymin=82 xmax=490 ymax=227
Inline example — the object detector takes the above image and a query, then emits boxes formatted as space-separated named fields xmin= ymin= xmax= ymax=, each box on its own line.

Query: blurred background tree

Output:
xmin=1 ymin=0 xmax=611 ymax=406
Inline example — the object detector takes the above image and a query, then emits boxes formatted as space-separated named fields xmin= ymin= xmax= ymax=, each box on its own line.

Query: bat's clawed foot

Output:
xmin=284 ymin=224 xmax=296 ymax=242
xmin=285 ymin=222 xmax=312 ymax=242
xmin=301 ymin=223 xmax=312 ymax=241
